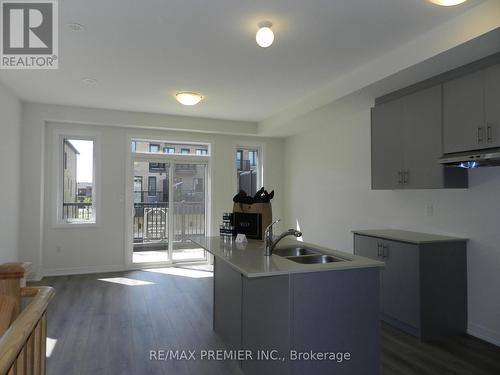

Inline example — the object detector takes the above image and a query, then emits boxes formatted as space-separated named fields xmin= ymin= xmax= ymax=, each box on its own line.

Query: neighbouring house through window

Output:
xmin=236 ymin=147 xmax=260 ymax=196
xmin=62 ymin=138 xmax=96 ymax=223
xmin=149 ymin=144 xmax=160 ymax=153
xmin=131 ymin=141 xmax=210 ymax=156
xmin=196 ymin=148 xmax=208 ymax=156
xmin=148 ymin=176 xmax=157 ymax=196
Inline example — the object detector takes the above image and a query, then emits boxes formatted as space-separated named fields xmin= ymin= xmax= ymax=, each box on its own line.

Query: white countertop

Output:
xmin=352 ymin=229 xmax=468 ymax=244
xmin=189 ymin=236 xmax=384 ymax=278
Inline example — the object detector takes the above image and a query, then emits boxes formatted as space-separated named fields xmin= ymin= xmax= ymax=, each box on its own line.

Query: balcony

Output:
xmin=133 ymin=200 xmax=206 ymax=262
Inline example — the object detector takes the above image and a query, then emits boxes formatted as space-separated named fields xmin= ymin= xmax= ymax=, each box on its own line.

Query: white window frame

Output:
xmin=234 ymin=143 xmax=264 ymax=194
xmin=52 ymin=129 xmax=101 ymax=228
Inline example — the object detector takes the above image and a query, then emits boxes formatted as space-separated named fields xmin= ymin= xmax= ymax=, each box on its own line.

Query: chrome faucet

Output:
xmin=264 ymin=219 xmax=303 ymax=256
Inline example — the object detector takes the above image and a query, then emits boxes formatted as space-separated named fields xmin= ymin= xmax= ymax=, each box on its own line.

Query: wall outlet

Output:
xmin=425 ymin=203 xmax=434 ymax=217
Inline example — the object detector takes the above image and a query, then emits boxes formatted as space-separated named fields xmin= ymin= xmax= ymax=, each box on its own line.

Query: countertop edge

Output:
xmin=352 ymin=230 xmax=468 ymax=245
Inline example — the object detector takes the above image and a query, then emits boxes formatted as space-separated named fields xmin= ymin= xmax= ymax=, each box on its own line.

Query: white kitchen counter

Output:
xmin=189 ymin=236 xmax=384 ymax=278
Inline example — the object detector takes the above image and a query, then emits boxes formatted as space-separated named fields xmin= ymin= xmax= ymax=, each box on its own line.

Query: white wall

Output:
xmin=282 ymin=99 xmax=500 ymax=346
xmin=0 ymin=82 xmax=21 ymax=263
xmin=19 ymin=103 xmax=283 ymax=278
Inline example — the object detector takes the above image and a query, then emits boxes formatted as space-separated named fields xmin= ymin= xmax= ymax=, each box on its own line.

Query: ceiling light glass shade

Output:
xmin=175 ymin=92 xmax=203 ymax=106
xmin=429 ymin=0 xmax=467 ymax=6
xmin=256 ymin=27 xmax=274 ymax=48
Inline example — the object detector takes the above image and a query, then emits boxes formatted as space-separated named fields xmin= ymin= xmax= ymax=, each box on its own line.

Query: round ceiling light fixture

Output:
xmin=256 ymin=21 xmax=274 ymax=48
xmin=428 ymin=0 xmax=467 ymax=6
xmin=175 ymin=92 xmax=203 ymax=106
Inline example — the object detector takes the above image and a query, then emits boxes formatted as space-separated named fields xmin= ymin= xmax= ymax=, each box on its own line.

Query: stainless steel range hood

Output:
xmin=439 ymin=148 xmax=500 ymax=168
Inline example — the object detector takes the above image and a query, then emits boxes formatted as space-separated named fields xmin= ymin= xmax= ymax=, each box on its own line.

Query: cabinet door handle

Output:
xmin=403 ymin=170 xmax=409 ymax=184
xmin=377 ymin=243 xmax=382 ymax=258
xmin=382 ymin=245 xmax=389 ymax=259
xmin=487 ymin=125 xmax=493 ymax=143
xmin=478 ymin=126 xmax=484 ymax=144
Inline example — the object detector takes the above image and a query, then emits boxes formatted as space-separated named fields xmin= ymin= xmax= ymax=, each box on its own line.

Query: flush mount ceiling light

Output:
xmin=67 ymin=22 xmax=86 ymax=32
xmin=256 ymin=21 xmax=274 ymax=48
xmin=175 ymin=92 xmax=203 ymax=106
xmin=429 ymin=0 xmax=467 ymax=6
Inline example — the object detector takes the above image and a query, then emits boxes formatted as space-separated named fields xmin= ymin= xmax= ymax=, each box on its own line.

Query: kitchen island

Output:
xmin=190 ymin=236 xmax=384 ymax=375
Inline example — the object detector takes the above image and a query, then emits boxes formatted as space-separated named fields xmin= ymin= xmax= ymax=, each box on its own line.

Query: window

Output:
xmin=195 ymin=148 xmax=208 ymax=156
xmin=148 ymin=176 xmax=157 ymax=196
xmin=249 ymin=150 xmax=257 ymax=166
xmin=194 ymin=177 xmax=204 ymax=193
xmin=131 ymin=141 xmax=209 ymax=156
xmin=149 ymin=144 xmax=160 ymax=153
xmin=236 ymin=150 xmax=243 ymax=171
xmin=134 ymin=176 xmax=142 ymax=191
xmin=236 ymin=147 xmax=260 ymax=196
xmin=61 ymin=138 xmax=96 ymax=224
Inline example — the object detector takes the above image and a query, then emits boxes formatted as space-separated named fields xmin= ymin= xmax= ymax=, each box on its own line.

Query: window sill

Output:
xmin=52 ymin=221 xmax=100 ymax=229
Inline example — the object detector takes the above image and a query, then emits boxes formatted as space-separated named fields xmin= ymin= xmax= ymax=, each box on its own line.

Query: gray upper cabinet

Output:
xmin=443 ymin=70 xmax=485 ymax=153
xmin=403 ymin=86 xmax=445 ymax=189
xmin=444 ymin=64 xmax=500 ymax=153
xmin=372 ymin=85 xmax=467 ymax=189
xmin=371 ymin=98 xmax=404 ymax=190
xmin=485 ymin=64 xmax=500 ymax=148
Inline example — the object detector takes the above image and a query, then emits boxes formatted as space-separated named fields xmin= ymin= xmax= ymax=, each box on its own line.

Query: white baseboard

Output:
xmin=43 ymin=264 xmax=126 ymax=277
xmin=468 ymin=323 xmax=500 ymax=347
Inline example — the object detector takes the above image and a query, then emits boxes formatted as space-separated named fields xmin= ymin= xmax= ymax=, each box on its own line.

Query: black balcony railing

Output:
xmin=133 ymin=201 xmax=205 ymax=249
xmin=62 ymin=202 xmax=93 ymax=221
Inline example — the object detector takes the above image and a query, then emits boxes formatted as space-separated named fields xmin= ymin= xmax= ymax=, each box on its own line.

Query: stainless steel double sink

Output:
xmin=273 ymin=245 xmax=346 ymax=264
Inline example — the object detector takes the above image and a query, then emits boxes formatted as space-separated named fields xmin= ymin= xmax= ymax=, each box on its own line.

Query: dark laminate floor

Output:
xmin=31 ymin=268 xmax=500 ymax=375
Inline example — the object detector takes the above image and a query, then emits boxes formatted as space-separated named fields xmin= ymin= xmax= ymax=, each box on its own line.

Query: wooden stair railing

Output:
xmin=0 ymin=263 xmax=54 ymax=375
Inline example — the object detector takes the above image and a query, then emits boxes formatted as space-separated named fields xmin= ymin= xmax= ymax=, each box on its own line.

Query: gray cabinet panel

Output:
xmin=290 ymin=269 xmax=380 ymax=375
xmin=371 ymin=99 xmax=405 ymax=189
xmin=380 ymin=240 xmax=420 ymax=329
xmin=485 ymin=64 xmax=500 ymax=148
xmin=241 ymin=276 xmax=289 ymax=375
xmin=403 ymin=86 xmax=444 ymax=189
xmin=213 ymin=258 xmax=242 ymax=350
xmin=443 ymin=70 xmax=485 ymax=153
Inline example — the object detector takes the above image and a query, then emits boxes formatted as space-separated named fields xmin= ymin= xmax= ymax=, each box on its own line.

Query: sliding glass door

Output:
xmin=172 ymin=163 xmax=207 ymax=262
xmin=130 ymin=156 xmax=208 ymax=265
xmin=132 ymin=160 xmax=170 ymax=264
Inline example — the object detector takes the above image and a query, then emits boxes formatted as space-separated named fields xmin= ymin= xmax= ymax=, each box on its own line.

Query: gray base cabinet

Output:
xmin=354 ymin=234 xmax=467 ymax=341
xmin=213 ymin=257 xmax=381 ymax=375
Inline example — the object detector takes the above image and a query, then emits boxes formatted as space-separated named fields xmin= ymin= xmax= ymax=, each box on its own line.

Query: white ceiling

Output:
xmin=0 ymin=0 xmax=484 ymax=122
